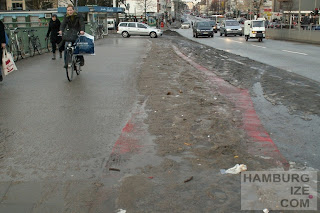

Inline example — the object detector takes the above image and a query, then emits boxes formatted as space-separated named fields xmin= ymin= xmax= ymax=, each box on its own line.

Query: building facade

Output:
xmin=5 ymin=0 xmax=26 ymax=10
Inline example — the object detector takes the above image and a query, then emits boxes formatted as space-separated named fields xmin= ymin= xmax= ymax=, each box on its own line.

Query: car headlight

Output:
xmin=227 ymin=29 xmax=231 ymax=31
xmin=252 ymin=31 xmax=256 ymax=34
xmin=197 ymin=29 xmax=200 ymax=32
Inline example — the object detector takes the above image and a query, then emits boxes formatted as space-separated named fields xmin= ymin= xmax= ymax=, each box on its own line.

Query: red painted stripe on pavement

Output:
xmin=172 ymin=45 xmax=288 ymax=169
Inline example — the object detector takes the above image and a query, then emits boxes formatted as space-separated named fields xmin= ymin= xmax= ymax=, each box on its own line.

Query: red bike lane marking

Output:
xmin=173 ymin=45 xmax=289 ymax=169
xmin=106 ymin=106 xmax=145 ymax=168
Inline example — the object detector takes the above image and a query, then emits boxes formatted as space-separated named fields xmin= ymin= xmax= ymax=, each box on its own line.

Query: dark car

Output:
xmin=192 ymin=21 xmax=214 ymax=38
xmin=207 ymin=20 xmax=217 ymax=33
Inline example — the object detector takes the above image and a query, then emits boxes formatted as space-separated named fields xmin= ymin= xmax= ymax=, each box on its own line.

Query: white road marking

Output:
xmin=232 ymin=40 xmax=243 ymax=44
xmin=252 ymin=44 xmax=266 ymax=49
xmin=220 ymin=54 xmax=228 ymax=59
xmin=228 ymin=59 xmax=245 ymax=65
xmin=282 ymin=50 xmax=308 ymax=56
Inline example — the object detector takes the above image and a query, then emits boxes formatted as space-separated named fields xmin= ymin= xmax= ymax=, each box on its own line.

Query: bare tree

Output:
xmin=136 ymin=0 xmax=155 ymax=18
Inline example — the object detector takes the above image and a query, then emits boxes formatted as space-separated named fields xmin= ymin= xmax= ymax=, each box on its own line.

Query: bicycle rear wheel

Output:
xmin=35 ymin=37 xmax=42 ymax=55
xmin=18 ymin=38 xmax=25 ymax=59
xmin=75 ymin=56 xmax=81 ymax=75
xmin=65 ymin=50 xmax=74 ymax=82
xmin=46 ymin=39 xmax=52 ymax=53
xmin=11 ymin=44 xmax=18 ymax=62
xmin=29 ymin=40 xmax=35 ymax=57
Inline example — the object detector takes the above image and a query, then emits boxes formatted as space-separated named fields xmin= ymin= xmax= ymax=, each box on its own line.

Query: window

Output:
xmin=138 ymin=23 xmax=147 ymax=28
xmin=226 ymin=21 xmax=239 ymax=26
xmin=119 ymin=23 xmax=127 ymax=27
xmin=12 ymin=3 xmax=23 ymax=10
xmin=128 ymin=23 xmax=136 ymax=28
xmin=252 ymin=21 xmax=264 ymax=27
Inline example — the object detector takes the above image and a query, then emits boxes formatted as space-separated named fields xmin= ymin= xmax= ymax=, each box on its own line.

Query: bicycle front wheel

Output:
xmin=65 ymin=50 xmax=74 ymax=82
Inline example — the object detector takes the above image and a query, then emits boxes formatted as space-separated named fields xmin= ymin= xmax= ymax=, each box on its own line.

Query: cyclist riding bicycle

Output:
xmin=59 ymin=4 xmax=85 ymax=68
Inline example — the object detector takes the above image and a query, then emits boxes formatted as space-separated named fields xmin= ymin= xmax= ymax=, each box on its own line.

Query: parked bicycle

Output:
xmin=45 ymin=37 xmax=52 ymax=53
xmin=65 ymin=41 xmax=82 ymax=82
xmin=89 ymin=23 xmax=96 ymax=39
xmin=8 ymin=27 xmax=25 ymax=62
xmin=24 ymin=29 xmax=42 ymax=57
xmin=96 ymin=24 xmax=105 ymax=39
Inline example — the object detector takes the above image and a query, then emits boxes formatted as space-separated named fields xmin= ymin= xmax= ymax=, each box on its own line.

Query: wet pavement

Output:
xmin=176 ymin=27 xmax=320 ymax=83
xmin=0 ymin=36 xmax=150 ymax=212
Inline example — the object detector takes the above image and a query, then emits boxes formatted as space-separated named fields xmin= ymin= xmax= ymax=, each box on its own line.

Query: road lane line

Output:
xmin=219 ymin=54 xmax=228 ymax=59
xmin=232 ymin=40 xmax=243 ymax=44
xmin=228 ymin=59 xmax=245 ymax=65
xmin=282 ymin=50 xmax=308 ymax=56
xmin=252 ymin=44 xmax=266 ymax=49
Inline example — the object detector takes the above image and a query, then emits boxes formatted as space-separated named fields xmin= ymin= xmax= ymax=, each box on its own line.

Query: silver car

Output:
xmin=181 ymin=22 xmax=191 ymax=29
xmin=117 ymin=22 xmax=163 ymax=38
xmin=220 ymin=20 xmax=243 ymax=37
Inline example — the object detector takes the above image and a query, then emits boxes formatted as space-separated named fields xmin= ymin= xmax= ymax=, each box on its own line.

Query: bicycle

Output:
xmin=24 ymin=29 xmax=42 ymax=57
xmin=45 ymin=34 xmax=62 ymax=53
xmin=89 ymin=23 xmax=96 ymax=39
xmin=65 ymin=41 xmax=82 ymax=82
xmin=8 ymin=27 xmax=25 ymax=62
xmin=45 ymin=37 xmax=52 ymax=53
xmin=96 ymin=24 xmax=105 ymax=39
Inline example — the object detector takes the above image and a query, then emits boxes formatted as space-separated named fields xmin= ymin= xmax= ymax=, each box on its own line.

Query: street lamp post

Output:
xmin=145 ymin=0 xmax=147 ymax=22
xmin=298 ymin=0 xmax=301 ymax=31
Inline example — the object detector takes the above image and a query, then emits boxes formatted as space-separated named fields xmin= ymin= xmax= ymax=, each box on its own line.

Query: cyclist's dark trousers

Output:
xmin=51 ymin=37 xmax=63 ymax=54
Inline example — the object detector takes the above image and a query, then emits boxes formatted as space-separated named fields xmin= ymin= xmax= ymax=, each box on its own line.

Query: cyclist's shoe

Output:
xmin=77 ymin=56 xmax=84 ymax=66
xmin=0 ymin=75 xmax=3 ymax=82
xmin=80 ymin=59 xmax=84 ymax=66
xmin=52 ymin=53 xmax=56 ymax=60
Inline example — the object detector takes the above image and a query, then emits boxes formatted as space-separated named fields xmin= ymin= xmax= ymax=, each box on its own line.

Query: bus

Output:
xmin=210 ymin=15 xmax=225 ymax=30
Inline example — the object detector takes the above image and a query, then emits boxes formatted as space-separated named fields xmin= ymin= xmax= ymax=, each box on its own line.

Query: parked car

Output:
xmin=314 ymin=25 xmax=320 ymax=30
xmin=220 ymin=20 xmax=243 ymax=37
xmin=181 ymin=22 xmax=191 ymax=29
xmin=192 ymin=21 xmax=214 ymax=38
xmin=117 ymin=22 xmax=163 ymax=38
xmin=207 ymin=20 xmax=217 ymax=33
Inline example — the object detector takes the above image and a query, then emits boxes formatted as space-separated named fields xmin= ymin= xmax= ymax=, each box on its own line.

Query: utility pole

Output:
xmin=298 ymin=0 xmax=301 ymax=31
xmin=145 ymin=0 xmax=147 ymax=22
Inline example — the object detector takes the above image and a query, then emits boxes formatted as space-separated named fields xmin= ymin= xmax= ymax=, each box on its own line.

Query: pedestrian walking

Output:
xmin=0 ymin=20 xmax=6 ymax=82
xmin=59 ymin=4 xmax=85 ymax=68
xmin=46 ymin=14 xmax=63 ymax=60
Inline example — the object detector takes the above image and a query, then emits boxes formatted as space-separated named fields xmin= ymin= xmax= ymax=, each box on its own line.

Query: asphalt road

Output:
xmin=176 ymin=26 xmax=320 ymax=83
xmin=0 ymin=36 xmax=149 ymax=212
xmin=176 ymin=23 xmax=320 ymax=170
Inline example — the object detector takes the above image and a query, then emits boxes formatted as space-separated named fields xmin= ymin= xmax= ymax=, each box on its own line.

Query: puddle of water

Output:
xmin=252 ymin=82 xmax=320 ymax=170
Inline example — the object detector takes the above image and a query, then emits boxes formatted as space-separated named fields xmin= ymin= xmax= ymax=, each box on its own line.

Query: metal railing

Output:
xmin=266 ymin=23 xmax=320 ymax=31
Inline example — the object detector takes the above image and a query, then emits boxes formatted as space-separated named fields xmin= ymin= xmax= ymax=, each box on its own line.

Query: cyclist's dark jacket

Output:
xmin=60 ymin=13 xmax=85 ymax=41
xmin=0 ymin=20 xmax=6 ymax=65
xmin=46 ymin=18 xmax=61 ymax=43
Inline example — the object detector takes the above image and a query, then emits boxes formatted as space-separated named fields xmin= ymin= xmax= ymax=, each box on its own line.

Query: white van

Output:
xmin=107 ymin=19 xmax=116 ymax=30
xmin=244 ymin=20 xmax=265 ymax=42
